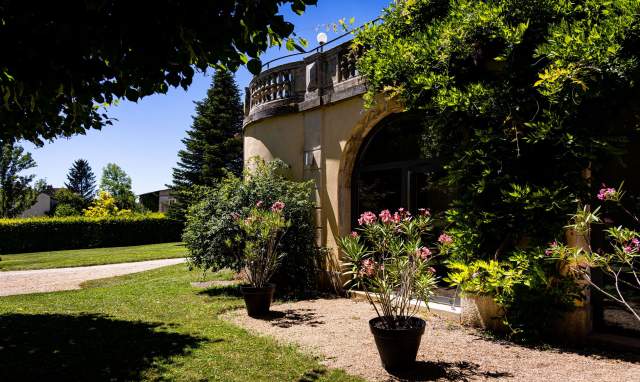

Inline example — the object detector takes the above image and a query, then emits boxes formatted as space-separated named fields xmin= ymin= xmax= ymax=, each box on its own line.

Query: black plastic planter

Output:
xmin=369 ymin=316 xmax=426 ymax=370
xmin=240 ymin=284 xmax=275 ymax=317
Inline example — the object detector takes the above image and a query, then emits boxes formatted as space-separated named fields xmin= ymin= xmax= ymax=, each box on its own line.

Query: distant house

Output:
xmin=19 ymin=188 xmax=61 ymax=218
xmin=138 ymin=189 xmax=176 ymax=213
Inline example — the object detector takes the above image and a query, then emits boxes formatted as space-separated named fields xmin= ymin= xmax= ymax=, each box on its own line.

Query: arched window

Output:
xmin=352 ymin=114 xmax=452 ymax=226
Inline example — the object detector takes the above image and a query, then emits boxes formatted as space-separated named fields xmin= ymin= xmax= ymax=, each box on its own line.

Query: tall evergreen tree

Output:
xmin=65 ymin=159 xmax=96 ymax=203
xmin=169 ymin=70 xmax=243 ymax=219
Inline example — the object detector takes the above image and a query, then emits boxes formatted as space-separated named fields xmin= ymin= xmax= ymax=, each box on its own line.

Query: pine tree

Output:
xmin=65 ymin=159 xmax=96 ymax=204
xmin=169 ymin=70 xmax=243 ymax=219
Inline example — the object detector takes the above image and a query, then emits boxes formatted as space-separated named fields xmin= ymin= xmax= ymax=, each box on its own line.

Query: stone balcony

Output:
xmin=243 ymin=40 xmax=366 ymax=126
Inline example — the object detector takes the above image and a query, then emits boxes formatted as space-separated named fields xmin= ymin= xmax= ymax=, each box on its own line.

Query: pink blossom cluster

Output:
xmin=230 ymin=212 xmax=240 ymax=220
xmin=416 ymin=246 xmax=431 ymax=260
xmin=623 ymin=238 xmax=640 ymax=254
xmin=271 ymin=201 xmax=285 ymax=212
xmin=438 ymin=233 xmax=453 ymax=245
xmin=545 ymin=240 xmax=559 ymax=256
xmin=255 ymin=200 xmax=264 ymax=207
xmin=358 ymin=211 xmax=377 ymax=226
xmin=360 ymin=258 xmax=378 ymax=277
xmin=350 ymin=231 xmax=359 ymax=238
xmin=418 ymin=208 xmax=431 ymax=216
xmin=597 ymin=186 xmax=617 ymax=201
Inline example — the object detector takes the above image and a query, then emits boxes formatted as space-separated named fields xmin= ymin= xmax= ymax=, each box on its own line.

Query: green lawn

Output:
xmin=0 ymin=264 xmax=362 ymax=381
xmin=0 ymin=242 xmax=187 ymax=271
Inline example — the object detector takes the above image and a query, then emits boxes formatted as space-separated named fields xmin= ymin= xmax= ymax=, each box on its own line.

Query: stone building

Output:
xmin=243 ymin=40 xmax=638 ymax=343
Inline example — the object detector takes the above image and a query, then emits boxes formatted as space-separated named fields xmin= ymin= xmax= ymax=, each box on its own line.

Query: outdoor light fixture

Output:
xmin=316 ymin=32 xmax=328 ymax=45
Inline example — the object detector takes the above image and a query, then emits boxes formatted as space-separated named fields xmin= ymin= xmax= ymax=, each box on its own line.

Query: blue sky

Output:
xmin=22 ymin=0 xmax=392 ymax=195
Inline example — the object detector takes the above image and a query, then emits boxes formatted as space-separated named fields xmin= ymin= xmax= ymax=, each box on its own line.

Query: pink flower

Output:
xmin=545 ymin=241 xmax=559 ymax=256
xmin=416 ymin=246 xmax=431 ymax=260
xmin=418 ymin=208 xmax=431 ymax=216
xmin=597 ymin=186 xmax=617 ymax=201
xmin=392 ymin=212 xmax=402 ymax=223
xmin=358 ymin=211 xmax=377 ymax=226
xmin=379 ymin=209 xmax=392 ymax=223
xmin=624 ymin=245 xmax=634 ymax=254
xmin=350 ymin=231 xmax=359 ymax=238
xmin=428 ymin=267 xmax=436 ymax=273
xmin=438 ymin=233 xmax=453 ymax=245
xmin=255 ymin=200 xmax=264 ymax=207
xmin=359 ymin=259 xmax=377 ymax=277
xmin=230 ymin=212 xmax=240 ymax=220
xmin=270 ymin=201 xmax=285 ymax=212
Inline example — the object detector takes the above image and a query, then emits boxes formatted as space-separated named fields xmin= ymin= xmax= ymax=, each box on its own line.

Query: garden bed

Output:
xmin=225 ymin=298 xmax=640 ymax=382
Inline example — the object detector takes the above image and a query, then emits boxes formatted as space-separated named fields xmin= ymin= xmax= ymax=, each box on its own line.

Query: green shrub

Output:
xmin=447 ymin=249 xmax=582 ymax=342
xmin=0 ymin=213 xmax=182 ymax=254
xmin=183 ymin=158 xmax=320 ymax=294
xmin=53 ymin=203 xmax=81 ymax=217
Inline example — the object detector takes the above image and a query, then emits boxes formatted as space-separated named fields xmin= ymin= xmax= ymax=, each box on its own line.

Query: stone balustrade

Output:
xmin=244 ymin=40 xmax=366 ymax=126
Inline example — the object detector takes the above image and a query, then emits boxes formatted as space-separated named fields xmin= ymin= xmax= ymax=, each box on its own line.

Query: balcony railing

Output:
xmin=244 ymin=40 xmax=366 ymax=125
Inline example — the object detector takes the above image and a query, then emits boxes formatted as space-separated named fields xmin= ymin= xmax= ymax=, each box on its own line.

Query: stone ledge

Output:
xmin=348 ymin=290 xmax=461 ymax=322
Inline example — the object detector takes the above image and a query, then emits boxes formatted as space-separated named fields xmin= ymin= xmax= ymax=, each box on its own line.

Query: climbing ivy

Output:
xmin=355 ymin=0 xmax=640 ymax=262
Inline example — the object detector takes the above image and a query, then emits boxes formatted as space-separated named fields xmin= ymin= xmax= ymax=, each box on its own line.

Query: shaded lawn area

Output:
xmin=0 ymin=264 xmax=361 ymax=382
xmin=0 ymin=242 xmax=187 ymax=271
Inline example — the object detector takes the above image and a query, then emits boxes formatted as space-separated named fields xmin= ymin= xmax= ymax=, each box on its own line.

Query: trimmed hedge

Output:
xmin=0 ymin=213 xmax=183 ymax=254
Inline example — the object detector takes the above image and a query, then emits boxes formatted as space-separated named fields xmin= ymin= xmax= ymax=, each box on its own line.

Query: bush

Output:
xmin=53 ymin=203 xmax=81 ymax=217
xmin=183 ymin=158 xmax=320 ymax=294
xmin=447 ymin=249 xmax=582 ymax=342
xmin=53 ymin=189 xmax=86 ymax=212
xmin=0 ymin=213 xmax=182 ymax=254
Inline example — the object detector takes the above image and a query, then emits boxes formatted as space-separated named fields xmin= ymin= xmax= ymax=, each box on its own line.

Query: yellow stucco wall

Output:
xmin=244 ymin=96 xmax=402 ymax=258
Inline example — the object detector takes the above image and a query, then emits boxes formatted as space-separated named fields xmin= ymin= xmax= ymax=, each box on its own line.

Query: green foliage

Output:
xmin=183 ymin=158 xmax=319 ymax=293
xmin=356 ymin=0 xmax=640 ymax=261
xmin=0 ymin=213 xmax=182 ymax=254
xmin=53 ymin=189 xmax=85 ymax=215
xmin=339 ymin=209 xmax=439 ymax=328
xmin=53 ymin=203 xmax=81 ymax=217
xmin=169 ymin=70 xmax=244 ymax=221
xmin=236 ymin=202 xmax=291 ymax=287
xmin=64 ymin=159 xmax=96 ymax=203
xmin=99 ymin=163 xmax=135 ymax=210
xmin=0 ymin=143 xmax=43 ymax=218
xmin=0 ymin=0 xmax=318 ymax=145
xmin=447 ymin=250 xmax=582 ymax=341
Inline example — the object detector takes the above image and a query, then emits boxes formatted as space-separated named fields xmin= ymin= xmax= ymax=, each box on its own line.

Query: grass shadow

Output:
xmin=0 ymin=313 xmax=208 ymax=381
xmin=197 ymin=284 xmax=243 ymax=298
xmin=387 ymin=360 xmax=512 ymax=381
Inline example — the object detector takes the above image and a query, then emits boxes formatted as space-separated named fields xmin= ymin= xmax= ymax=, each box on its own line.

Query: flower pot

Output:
xmin=240 ymin=284 xmax=275 ymax=317
xmin=369 ymin=316 xmax=426 ymax=370
xmin=460 ymin=294 xmax=508 ymax=333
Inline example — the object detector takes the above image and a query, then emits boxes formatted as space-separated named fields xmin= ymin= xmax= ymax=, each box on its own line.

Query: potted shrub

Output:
xmin=339 ymin=208 xmax=438 ymax=370
xmin=235 ymin=200 xmax=290 ymax=317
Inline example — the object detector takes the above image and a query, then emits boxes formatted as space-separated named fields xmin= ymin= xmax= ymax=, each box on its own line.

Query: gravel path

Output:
xmin=0 ymin=258 xmax=185 ymax=296
xmin=225 ymin=298 xmax=640 ymax=382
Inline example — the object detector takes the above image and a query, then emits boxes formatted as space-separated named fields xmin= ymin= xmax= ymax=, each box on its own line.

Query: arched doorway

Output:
xmin=350 ymin=113 xmax=458 ymax=305
xmin=351 ymin=113 xmax=451 ymax=225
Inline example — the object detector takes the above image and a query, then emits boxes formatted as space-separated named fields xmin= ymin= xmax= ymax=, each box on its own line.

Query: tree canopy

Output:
xmin=0 ymin=143 xmax=43 ymax=217
xmin=100 ymin=163 xmax=135 ymax=210
xmin=0 ymin=0 xmax=316 ymax=145
xmin=355 ymin=0 xmax=640 ymax=260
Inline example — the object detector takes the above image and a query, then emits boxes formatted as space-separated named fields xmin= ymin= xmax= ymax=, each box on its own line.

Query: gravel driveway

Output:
xmin=226 ymin=298 xmax=640 ymax=382
xmin=0 ymin=258 xmax=185 ymax=296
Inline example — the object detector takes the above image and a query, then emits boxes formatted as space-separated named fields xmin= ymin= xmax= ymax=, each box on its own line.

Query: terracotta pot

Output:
xmin=460 ymin=294 xmax=507 ymax=333
xmin=369 ymin=316 xmax=425 ymax=370
xmin=240 ymin=283 xmax=275 ymax=317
